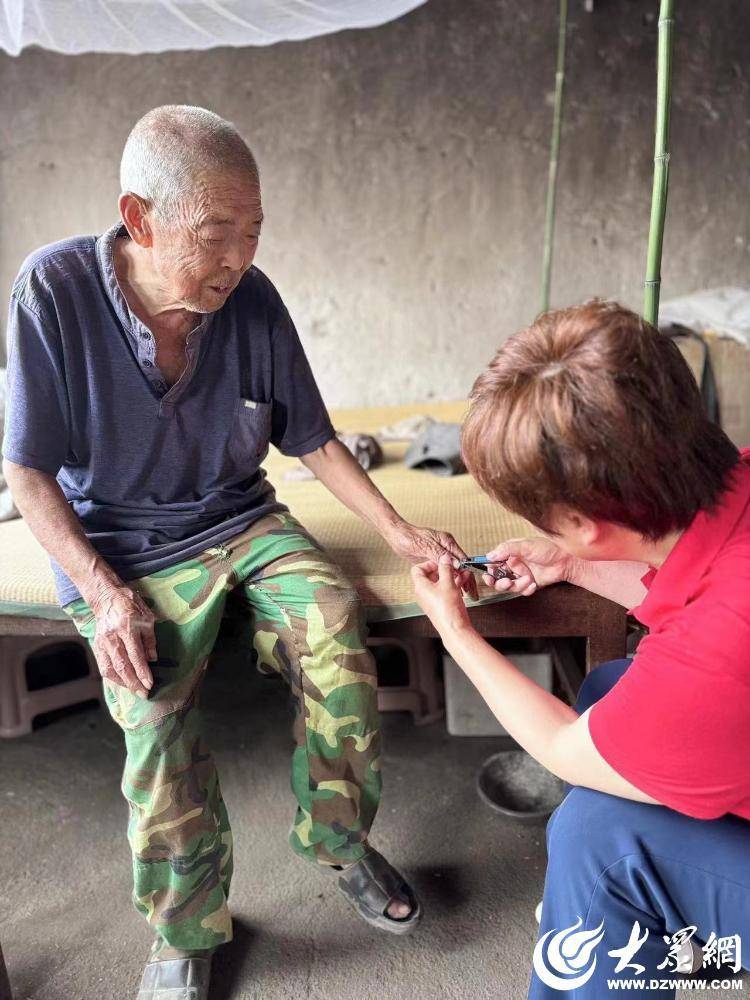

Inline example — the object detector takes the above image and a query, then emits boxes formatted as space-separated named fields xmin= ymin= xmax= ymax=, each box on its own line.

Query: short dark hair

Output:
xmin=461 ymin=300 xmax=740 ymax=539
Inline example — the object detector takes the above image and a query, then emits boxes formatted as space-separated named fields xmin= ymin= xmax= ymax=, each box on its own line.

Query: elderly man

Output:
xmin=2 ymin=105 xmax=474 ymax=1000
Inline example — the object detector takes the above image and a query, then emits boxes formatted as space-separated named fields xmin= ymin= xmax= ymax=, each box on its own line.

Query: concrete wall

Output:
xmin=1 ymin=0 xmax=748 ymax=408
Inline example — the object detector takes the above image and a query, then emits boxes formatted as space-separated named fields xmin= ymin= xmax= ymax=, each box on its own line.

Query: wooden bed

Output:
xmin=0 ymin=401 xmax=627 ymax=735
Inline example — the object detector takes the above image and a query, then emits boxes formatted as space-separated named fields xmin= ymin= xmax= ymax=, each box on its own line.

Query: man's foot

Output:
xmin=329 ymin=847 xmax=423 ymax=935
xmin=137 ymin=954 xmax=212 ymax=1000
xmin=333 ymin=862 xmax=412 ymax=920
xmin=386 ymin=895 xmax=413 ymax=920
xmin=149 ymin=942 xmax=216 ymax=964
xmin=138 ymin=942 xmax=215 ymax=999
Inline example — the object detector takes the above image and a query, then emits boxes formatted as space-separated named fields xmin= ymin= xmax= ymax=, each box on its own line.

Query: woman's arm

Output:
xmin=568 ymin=557 xmax=649 ymax=609
xmin=412 ymin=558 xmax=660 ymax=803
xmin=481 ymin=536 xmax=649 ymax=610
xmin=442 ymin=622 xmax=655 ymax=800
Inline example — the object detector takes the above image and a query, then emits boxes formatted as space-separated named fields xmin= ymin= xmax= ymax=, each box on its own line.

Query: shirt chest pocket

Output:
xmin=228 ymin=398 xmax=273 ymax=469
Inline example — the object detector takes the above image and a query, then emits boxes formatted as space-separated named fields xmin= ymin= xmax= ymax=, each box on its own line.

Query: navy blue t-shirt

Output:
xmin=2 ymin=222 xmax=335 ymax=606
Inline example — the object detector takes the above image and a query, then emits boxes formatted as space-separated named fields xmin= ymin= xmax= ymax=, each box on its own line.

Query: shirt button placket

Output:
xmin=139 ymin=329 xmax=154 ymax=372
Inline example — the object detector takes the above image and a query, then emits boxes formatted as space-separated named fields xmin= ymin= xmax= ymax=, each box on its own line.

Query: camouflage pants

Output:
xmin=62 ymin=512 xmax=382 ymax=953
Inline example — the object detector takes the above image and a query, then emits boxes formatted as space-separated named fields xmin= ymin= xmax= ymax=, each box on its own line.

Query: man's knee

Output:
xmin=326 ymin=583 xmax=360 ymax=611
xmin=310 ymin=578 xmax=366 ymax=634
xmin=272 ymin=549 xmax=364 ymax=622
xmin=575 ymin=658 xmax=632 ymax=714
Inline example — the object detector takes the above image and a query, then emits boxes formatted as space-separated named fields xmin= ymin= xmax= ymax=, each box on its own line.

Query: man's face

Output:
xmin=148 ymin=170 xmax=263 ymax=314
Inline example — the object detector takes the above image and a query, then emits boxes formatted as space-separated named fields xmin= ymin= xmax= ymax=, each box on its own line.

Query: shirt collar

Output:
xmin=94 ymin=221 xmax=212 ymax=344
xmin=632 ymin=451 xmax=750 ymax=627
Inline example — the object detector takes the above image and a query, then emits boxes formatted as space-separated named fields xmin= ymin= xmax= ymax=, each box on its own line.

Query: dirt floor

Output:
xmin=1 ymin=634 xmax=744 ymax=999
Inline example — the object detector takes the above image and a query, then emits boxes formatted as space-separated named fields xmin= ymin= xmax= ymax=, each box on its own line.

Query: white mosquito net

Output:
xmin=0 ymin=0 xmax=427 ymax=56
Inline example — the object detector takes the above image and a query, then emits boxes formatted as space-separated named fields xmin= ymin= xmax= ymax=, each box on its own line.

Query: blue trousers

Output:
xmin=528 ymin=659 xmax=750 ymax=998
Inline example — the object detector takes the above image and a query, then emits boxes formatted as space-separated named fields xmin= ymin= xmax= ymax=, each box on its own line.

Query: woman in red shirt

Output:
xmin=412 ymin=300 xmax=750 ymax=997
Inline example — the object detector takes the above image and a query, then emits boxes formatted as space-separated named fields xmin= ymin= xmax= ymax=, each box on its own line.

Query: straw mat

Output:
xmin=0 ymin=402 xmax=533 ymax=621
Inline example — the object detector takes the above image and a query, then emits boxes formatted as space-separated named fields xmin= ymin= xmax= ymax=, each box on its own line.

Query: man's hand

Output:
xmin=89 ymin=586 xmax=157 ymax=698
xmin=411 ymin=556 xmax=474 ymax=638
xmin=383 ymin=521 xmax=478 ymax=599
xmin=298 ymin=440 xmax=478 ymax=598
xmin=2 ymin=462 xmax=162 ymax=687
xmin=481 ymin=537 xmax=575 ymax=596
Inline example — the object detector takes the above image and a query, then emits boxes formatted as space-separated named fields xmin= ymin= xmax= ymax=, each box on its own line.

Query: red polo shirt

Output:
xmin=589 ymin=448 xmax=750 ymax=820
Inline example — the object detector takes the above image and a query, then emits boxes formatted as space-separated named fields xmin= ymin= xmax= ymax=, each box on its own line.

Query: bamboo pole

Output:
xmin=643 ymin=0 xmax=675 ymax=326
xmin=540 ymin=0 xmax=568 ymax=314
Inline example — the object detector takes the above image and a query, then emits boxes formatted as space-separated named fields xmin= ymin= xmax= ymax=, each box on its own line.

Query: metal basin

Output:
xmin=477 ymin=749 xmax=566 ymax=823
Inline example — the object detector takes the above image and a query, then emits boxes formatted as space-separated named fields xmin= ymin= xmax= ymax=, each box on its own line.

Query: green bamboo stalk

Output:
xmin=643 ymin=0 xmax=675 ymax=326
xmin=540 ymin=0 xmax=568 ymax=314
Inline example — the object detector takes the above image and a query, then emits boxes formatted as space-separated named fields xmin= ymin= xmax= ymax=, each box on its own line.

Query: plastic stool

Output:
xmin=0 ymin=635 xmax=102 ymax=738
xmin=369 ymin=636 xmax=443 ymax=725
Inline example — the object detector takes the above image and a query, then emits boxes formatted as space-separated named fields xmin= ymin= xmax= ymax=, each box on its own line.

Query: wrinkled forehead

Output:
xmin=173 ymin=169 xmax=263 ymax=227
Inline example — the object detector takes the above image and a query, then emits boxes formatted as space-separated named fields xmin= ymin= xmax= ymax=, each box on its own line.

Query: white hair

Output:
xmin=120 ymin=105 xmax=259 ymax=217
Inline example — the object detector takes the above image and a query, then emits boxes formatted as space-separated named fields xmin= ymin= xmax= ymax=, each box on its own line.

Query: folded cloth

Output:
xmin=377 ymin=414 xmax=434 ymax=442
xmin=404 ymin=422 xmax=466 ymax=477
xmin=283 ymin=432 xmax=384 ymax=482
xmin=339 ymin=432 xmax=383 ymax=470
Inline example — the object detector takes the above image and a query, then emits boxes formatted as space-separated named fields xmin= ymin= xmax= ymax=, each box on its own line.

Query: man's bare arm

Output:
xmin=4 ymin=459 xmax=123 ymax=602
xmin=299 ymin=439 xmax=478 ymax=596
xmin=3 ymin=459 xmax=155 ymax=695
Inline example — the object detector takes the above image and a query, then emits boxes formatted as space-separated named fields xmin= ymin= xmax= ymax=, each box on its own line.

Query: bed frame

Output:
xmin=0 ymin=582 xmax=627 ymax=737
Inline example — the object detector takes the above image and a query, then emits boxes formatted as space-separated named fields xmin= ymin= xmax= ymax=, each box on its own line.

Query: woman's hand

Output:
xmin=482 ymin=537 xmax=575 ymax=596
xmin=411 ymin=555 xmax=474 ymax=638
xmin=384 ymin=521 xmax=478 ymax=599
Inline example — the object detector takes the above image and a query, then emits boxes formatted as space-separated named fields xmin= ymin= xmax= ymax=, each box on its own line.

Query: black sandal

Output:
xmin=333 ymin=847 xmax=423 ymax=935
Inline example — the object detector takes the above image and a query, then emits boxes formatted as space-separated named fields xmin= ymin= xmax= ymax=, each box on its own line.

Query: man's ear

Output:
xmin=119 ymin=192 xmax=153 ymax=248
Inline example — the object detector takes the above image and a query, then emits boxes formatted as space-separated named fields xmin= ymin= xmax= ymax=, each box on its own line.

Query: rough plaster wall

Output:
xmin=0 ymin=0 xmax=748 ymax=407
